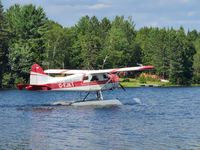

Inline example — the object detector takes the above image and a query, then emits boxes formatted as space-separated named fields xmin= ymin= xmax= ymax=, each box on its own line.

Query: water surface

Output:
xmin=1 ymin=87 xmax=200 ymax=150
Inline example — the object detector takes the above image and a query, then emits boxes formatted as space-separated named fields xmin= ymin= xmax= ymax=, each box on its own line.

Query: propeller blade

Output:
xmin=119 ymin=83 xmax=126 ymax=91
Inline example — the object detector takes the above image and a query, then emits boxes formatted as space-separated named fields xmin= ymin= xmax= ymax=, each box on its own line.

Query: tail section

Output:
xmin=31 ymin=64 xmax=45 ymax=75
xmin=17 ymin=64 xmax=51 ymax=90
xmin=30 ymin=64 xmax=51 ymax=85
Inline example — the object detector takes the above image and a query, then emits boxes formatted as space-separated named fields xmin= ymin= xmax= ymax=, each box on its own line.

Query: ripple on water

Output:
xmin=0 ymin=88 xmax=200 ymax=149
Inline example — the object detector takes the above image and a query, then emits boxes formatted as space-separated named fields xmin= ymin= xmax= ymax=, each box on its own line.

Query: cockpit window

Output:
xmin=103 ymin=74 xmax=108 ymax=79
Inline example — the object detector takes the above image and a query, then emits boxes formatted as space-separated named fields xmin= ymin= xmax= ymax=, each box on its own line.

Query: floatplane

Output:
xmin=17 ymin=64 xmax=154 ymax=107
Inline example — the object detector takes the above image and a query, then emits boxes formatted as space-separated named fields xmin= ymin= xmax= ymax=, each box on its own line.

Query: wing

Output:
xmin=44 ymin=66 xmax=154 ymax=75
xmin=44 ymin=69 xmax=89 ymax=74
xmin=88 ymin=65 xmax=154 ymax=74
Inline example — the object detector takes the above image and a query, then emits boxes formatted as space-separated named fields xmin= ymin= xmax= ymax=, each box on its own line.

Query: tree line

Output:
xmin=0 ymin=2 xmax=200 ymax=88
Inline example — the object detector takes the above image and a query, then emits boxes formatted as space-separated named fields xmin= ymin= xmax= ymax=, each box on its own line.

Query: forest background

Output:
xmin=1 ymin=1 xmax=200 ymax=88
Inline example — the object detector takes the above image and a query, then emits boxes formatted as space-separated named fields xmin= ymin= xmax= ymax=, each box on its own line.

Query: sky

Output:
xmin=2 ymin=0 xmax=200 ymax=30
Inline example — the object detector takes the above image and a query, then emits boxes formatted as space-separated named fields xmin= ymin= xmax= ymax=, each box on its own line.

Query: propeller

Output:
xmin=119 ymin=83 xmax=126 ymax=91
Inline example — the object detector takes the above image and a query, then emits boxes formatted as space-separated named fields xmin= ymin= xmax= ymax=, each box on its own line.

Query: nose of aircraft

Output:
xmin=109 ymin=74 xmax=120 ymax=82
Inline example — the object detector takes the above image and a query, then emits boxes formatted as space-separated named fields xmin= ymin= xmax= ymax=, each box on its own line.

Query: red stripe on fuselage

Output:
xmin=28 ymin=79 xmax=118 ymax=90
xmin=48 ymin=80 xmax=112 ymax=89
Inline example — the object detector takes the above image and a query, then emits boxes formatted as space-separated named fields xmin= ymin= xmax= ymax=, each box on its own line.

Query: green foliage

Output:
xmin=0 ymin=0 xmax=8 ymax=88
xmin=102 ymin=16 xmax=137 ymax=68
xmin=121 ymin=78 xmax=130 ymax=82
xmin=5 ymin=4 xmax=48 ymax=85
xmin=138 ymin=74 xmax=160 ymax=84
xmin=139 ymin=76 xmax=147 ymax=84
xmin=136 ymin=27 xmax=195 ymax=85
xmin=72 ymin=16 xmax=102 ymax=69
xmin=193 ymin=37 xmax=200 ymax=83
xmin=2 ymin=73 xmax=12 ymax=88
xmin=43 ymin=21 xmax=74 ymax=69
xmin=169 ymin=28 xmax=195 ymax=85
xmin=0 ymin=2 xmax=200 ymax=88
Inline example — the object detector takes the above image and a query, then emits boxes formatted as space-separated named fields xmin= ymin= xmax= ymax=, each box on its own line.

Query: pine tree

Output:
xmin=0 ymin=0 xmax=8 ymax=88
xmin=169 ymin=27 xmax=195 ymax=85
xmin=72 ymin=16 xmax=102 ymax=69
xmin=43 ymin=20 xmax=75 ymax=69
xmin=6 ymin=4 xmax=48 ymax=85
xmin=193 ymin=37 xmax=200 ymax=83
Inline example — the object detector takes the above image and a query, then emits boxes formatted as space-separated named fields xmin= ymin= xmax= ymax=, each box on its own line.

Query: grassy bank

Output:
xmin=120 ymin=78 xmax=173 ymax=87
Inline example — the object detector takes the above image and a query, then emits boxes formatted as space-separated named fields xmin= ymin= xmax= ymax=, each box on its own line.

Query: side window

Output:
xmin=103 ymin=74 xmax=108 ymax=79
xmin=91 ymin=75 xmax=99 ymax=81
xmin=83 ymin=76 xmax=88 ymax=80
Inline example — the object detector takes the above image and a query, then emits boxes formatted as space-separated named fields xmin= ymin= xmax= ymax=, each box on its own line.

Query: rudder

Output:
xmin=31 ymin=64 xmax=45 ymax=74
xmin=30 ymin=64 xmax=50 ymax=85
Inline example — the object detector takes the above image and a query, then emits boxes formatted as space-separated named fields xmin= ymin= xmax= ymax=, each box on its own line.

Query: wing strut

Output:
xmin=81 ymin=90 xmax=104 ymax=101
xmin=83 ymin=92 xmax=90 ymax=101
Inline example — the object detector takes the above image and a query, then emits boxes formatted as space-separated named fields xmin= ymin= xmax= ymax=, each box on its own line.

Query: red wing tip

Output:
xmin=140 ymin=66 xmax=154 ymax=70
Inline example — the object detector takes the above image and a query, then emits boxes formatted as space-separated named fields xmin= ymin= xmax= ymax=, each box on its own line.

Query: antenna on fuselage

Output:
xmin=137 ymin=63 xmax=143 ymax=66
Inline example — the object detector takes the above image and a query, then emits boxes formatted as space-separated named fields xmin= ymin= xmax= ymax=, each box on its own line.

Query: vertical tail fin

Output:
xmin=31 ymin=64 xmax=45 ymax=75
xmin=30 ymin=64 xmax=50 ymax=85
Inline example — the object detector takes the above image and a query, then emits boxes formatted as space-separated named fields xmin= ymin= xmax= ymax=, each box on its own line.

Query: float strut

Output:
xmin=96 ymin=91 xmax=103 ymax=100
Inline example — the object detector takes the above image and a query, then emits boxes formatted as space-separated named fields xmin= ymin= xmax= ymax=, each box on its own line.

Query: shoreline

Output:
xmin=1 ymin=79 xmax=200 ymax=90
xmin=120 ymin=78 xmax=200 ymax=88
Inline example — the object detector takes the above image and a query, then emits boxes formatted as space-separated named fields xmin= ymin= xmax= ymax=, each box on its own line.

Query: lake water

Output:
xmin=1 ymin=87 xmax=200 ymax=150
